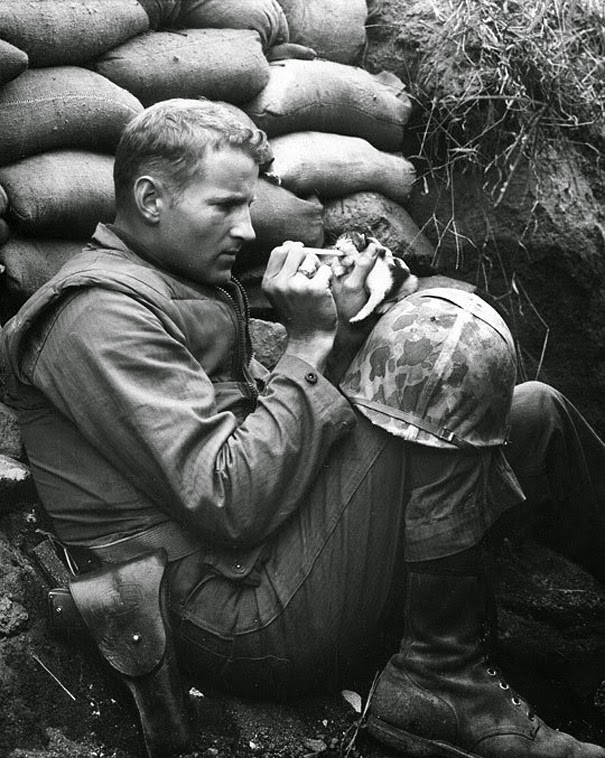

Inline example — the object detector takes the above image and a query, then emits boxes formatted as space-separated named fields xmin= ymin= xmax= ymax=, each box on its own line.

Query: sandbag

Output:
xmin=265 ymin=43 xmax=316 ymax=62
xmin=323 ymin=192 xmax=434 ymax=265
xmin=0 ymin=236 xmax=83 ymax=302
xmin=178 ymin=0 xmax=288 ymax=48
xmin=0 ymin=219 xmax=9 ymax=247
xmin=136 ymin=0 xmax=182 ymax=29
xmin=0 ymin=67 xmax=143 ymax=166
xmin=243 ymin=60 xmax=411 ymax=152
xmin=246 ymin=178 xmax=324 ymax=263
xmin=0 ymin=150 xmax=115 ymax=239
xmin=270 ymin=132 xmax=416 ymax=206
xmin=275 ymin=0 xmax=367 ymax=64
xmin=0 ymin=0 xmax=150 ymax=68
xmin=0 ymin=40 xmax=28 ymax=87
xmin=0 ymin=184 xmax=8 ymax=215
xmin=95 ymin=28 xmax=270 ymax=106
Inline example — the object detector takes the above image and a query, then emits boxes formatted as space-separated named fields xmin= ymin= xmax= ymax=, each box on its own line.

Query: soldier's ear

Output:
xmin=133 ymin=176 xmax=164 ymax=224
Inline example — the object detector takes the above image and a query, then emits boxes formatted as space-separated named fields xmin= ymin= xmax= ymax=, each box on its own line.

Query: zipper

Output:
xmin=215 ymin=279 xmax=259 ymax=405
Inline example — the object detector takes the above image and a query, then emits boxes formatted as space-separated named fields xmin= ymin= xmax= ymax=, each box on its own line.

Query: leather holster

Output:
xmin=50 ymin=549 xmax=193 ymax=758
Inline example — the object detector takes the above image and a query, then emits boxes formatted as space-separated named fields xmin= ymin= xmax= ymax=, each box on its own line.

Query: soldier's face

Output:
xmin=158 ymin=146 xmax=258 ymax=285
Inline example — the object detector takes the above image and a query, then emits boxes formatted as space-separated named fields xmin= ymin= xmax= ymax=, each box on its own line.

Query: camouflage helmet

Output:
xmin=339 ymin=287 xmax=516 ymax=449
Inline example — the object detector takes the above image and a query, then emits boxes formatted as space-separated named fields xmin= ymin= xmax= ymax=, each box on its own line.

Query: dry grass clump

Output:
xmin=412 ymin=0 xmax=605 ymax=201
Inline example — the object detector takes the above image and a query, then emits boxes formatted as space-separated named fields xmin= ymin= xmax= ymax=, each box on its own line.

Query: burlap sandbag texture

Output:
xmin=0 ymin=150 xmax=115 ymax=238
xmin=244 ymin=60 xmax=411 ymax=152
xmin=136 ymin=0 xmax=182 ymax=29
xmin=0 ymin=219 xmax=9 ymax=248
xmin=96 ymin=28 xmax=270 ymax=106
xmin=276 ymin=0 xmax=367 ymax=64
xmin=0 ymin=40 xmax=28 ymax=88
xmin=178 ymin=0 xmax=289 ymax=48
xmin=323 ymin=191 xmax=435 ymax=265
xmin=270 ymin=132 xmax=416 ymax=206
xmin=0 ymin=0 xmax=150 ymax=68
xmin=0 ymin=67 xmax=143 ymax=166
xmin=246 ymin=178 xmax=324 ymax=263
xmin=0 ymin=237 xmax=84 ymax=303
xmin=0 ymin=184 xmax=8 ymax=216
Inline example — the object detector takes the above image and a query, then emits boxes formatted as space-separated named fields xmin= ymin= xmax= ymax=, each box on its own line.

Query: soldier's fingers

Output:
xmin=345 ymin=244 xmax=380 ymax=290
xmin=264 ymin=241 xmax=305 ymax=279
xmin=297 ymin=253 xmax=321 ymax=278
xmin=330 ymin=260 xmax=347 ymax=278
xmin=311 ymin=263 xmax=333 ymax=289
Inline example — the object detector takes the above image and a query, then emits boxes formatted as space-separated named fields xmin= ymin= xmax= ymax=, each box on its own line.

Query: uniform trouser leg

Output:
xmin=174 ymin=415 xmax=517 ymax=697
xmin=364 ymin=381 xmax=605 ymax=757
xmin=505 ymin=381 xmax=605 ymax=578
xmin=174 ymin=381 xmax=605 ymax=754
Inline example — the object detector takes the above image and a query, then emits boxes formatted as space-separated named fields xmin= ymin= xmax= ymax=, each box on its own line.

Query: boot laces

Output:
xmin=485 ymin=663 xmax=536 ymax=720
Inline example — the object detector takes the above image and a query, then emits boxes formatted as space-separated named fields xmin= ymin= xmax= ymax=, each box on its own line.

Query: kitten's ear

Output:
xmin=348 ymin=231 xmax=365 ymax=251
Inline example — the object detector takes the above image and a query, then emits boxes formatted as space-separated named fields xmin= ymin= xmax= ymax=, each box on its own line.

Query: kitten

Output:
xmin=331 ymin=231 xmax=419 ymax=322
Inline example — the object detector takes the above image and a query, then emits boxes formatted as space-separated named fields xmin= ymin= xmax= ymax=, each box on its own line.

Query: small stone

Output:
xmin=249 ymin=319 xmax=287 ymax=369
xmin=303 ymin=738 xmax=326 ymax=753
xmin=0 ymin=595 xmax=28 ymax=636
xmin=0 ymin=454 xmax=35 ymax=509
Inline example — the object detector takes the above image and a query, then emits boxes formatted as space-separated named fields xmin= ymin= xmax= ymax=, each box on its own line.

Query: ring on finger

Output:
xmin=298 ymin=266 xmax=316 ymax=278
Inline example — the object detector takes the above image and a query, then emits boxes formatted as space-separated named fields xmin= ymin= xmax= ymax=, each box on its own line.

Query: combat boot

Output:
xmin=366 ymin=568 xmax=605 ymax=757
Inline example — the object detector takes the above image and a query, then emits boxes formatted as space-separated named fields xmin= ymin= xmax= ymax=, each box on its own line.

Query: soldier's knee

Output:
xmin=510 ymin=381 xmax=566 ymax=451
xmin=514 ymin=380 xmax=563 ymax=416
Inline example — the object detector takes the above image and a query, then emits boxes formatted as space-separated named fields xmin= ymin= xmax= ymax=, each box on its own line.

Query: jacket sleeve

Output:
xmin=29 ymin=288 xmax=358 ymax=546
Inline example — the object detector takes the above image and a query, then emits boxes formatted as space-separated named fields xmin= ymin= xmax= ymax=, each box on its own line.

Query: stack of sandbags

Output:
xmin=0 ymin=1 xmax=152 ymax=308
xmin=95 ymin=28 xmax=271 ymax=106
xmin=0 ymin=64 xmax=143 ymax=304
xmin=239 ymin=57 xmax=429 ymax=271
xmin=243 ymin=60 xmax=411 ymax=151
xmin=0 ymin=0 xmax=435 ymax=320
xmin=0 ymin=0 xmax=151 ymax=66
xmin=236 ymin=49 xmax=434 ymax=266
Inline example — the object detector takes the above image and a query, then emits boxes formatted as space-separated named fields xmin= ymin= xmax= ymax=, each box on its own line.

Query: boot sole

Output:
xmin=366 ymin=714 xmax=482 ymax=758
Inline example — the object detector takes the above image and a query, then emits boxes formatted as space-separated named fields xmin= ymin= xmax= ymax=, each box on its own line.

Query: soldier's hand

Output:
xmin=330 ymin=241 xmax=380 ymax=325
xmin=262 ymin=241 xmax=338 ymax=370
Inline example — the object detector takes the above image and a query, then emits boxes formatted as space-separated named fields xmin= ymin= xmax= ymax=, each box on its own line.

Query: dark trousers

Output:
xmin=503 ymin=381 xmax=605 ymax=578
xmin=174 ymin=381 xmax=605 ymax=696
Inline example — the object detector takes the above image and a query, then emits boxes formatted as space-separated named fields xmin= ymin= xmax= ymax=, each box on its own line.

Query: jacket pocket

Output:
xmin=202 ymin=543 xmax=267 ymax=586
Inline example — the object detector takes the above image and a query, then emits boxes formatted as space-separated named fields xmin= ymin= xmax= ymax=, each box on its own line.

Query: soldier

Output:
xmin=3 ymin=98 xmax=605 ymax=757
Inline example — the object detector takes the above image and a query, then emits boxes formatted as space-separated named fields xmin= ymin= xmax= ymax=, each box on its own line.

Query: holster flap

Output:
xmin=69 ymin=550 xmax=168 ymax=678
xmin=48 ymin=588 xmax=86 ymax=630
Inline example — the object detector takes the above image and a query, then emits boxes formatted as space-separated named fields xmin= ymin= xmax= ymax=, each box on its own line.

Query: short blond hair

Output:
xmin=114 ymin=98 xmax=272 ymax=206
